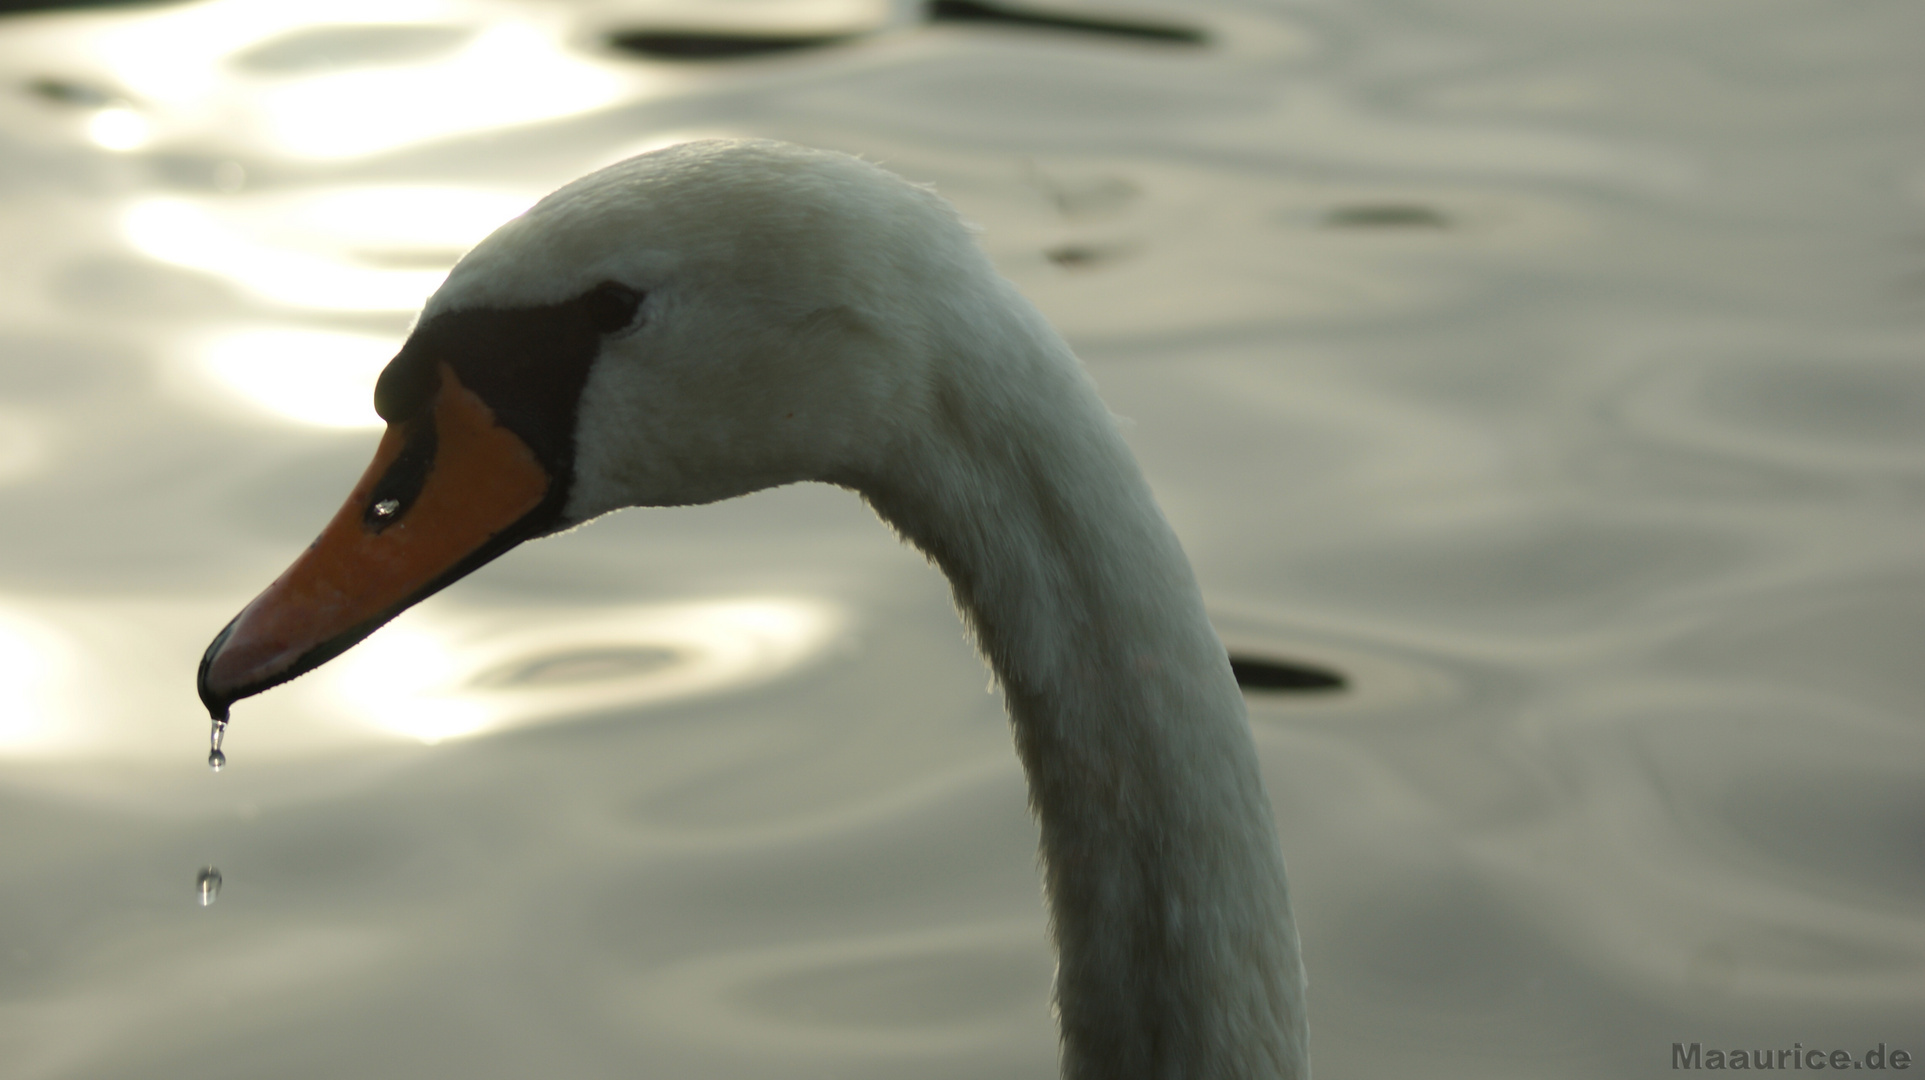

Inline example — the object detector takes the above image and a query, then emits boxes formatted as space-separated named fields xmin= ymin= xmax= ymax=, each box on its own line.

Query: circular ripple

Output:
xmin=320 ymin=597 xmax=845 ymax=744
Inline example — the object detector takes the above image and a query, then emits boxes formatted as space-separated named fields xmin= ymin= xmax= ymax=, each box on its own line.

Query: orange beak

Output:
xmin=198 ymin=363 xmax=555 ymax=720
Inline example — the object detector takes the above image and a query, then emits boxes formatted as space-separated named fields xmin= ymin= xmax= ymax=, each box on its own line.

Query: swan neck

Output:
xmin=860 ymin=313 xmax=1309 ymax=1080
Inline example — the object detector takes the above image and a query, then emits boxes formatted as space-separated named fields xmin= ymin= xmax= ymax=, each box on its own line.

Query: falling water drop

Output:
xmin=197 ymin=866 xmax=222 ymax=907
xmin=208 ymin=718 xmax=227 ymax=772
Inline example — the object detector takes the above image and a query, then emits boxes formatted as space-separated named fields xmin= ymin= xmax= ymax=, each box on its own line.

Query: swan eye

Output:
xmin=362 ymin=416 xmax=437 ymax=532
xmin=582 ymin=281 xmax=643 ymax=333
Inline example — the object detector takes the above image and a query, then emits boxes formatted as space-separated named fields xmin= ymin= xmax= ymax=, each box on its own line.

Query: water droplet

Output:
xmin=196 ymin=866 xmax=222 ymax=907
xmin=372 ymin=498 xmax=400 ymax=517
xmin=208 ymin=718 xmax=227 ymax=772
xmin=208 ymin=748 xmax=226 ymax=771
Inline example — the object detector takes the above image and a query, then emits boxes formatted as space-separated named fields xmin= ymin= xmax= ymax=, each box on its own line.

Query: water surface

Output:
xmin=0 ymin=0 xmax=1919 ymax=1076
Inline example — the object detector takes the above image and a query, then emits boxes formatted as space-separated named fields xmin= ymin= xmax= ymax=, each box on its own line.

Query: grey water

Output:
xmin=0 ymin=1 xmax=1918 ymax=1078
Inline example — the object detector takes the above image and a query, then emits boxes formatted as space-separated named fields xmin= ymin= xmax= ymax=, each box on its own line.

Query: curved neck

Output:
xmin=858 ymin=296 xmax=1308 ymax=1080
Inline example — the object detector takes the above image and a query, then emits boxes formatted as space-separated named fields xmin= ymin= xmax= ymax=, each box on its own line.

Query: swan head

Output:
xmin=197 ymin=139 xmax=989 ymax=718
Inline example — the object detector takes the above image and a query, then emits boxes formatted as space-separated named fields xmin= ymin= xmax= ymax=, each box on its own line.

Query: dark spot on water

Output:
xmin=1045 ymin=242 xmax=1131 ymax=269
xmin=929 ymin=0 xmax=1206 ymax=45
xmin=607 ymin=0 xmax=1205 ymax=62
xmin=1322 ymin=205 xmax=1451 ymax=230
xmin=1229 ymin=654 xmax=1347 ymax=693
xmin=608 ymin=30 xmax=859 ymax=60
xmin=1 ymin=0 xmax=190 ymax=14
xmin=23 ymin=76 xmax=117 ymax=107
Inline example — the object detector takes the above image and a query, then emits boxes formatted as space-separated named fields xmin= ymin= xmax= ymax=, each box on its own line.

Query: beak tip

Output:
xmin=196 ymin=603 xmax=389 ymax=722
xmin=196 ymin=617 xmax=239 ymax=721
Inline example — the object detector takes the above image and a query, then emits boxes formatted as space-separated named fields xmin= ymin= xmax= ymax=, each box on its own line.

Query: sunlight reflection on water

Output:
xmin=0 ymin=596 xmax=842 ymax=762
xmin=70 ymin=0 xmax=639 ymax=158
xmin=193 ymin=328 xmax=397 ymax=428
xmin=323 ymin=597 xmax=845 ymax=744
xmin=0 ymin=606 xmax=73 ymax=754
xmin=124 ymin=186 xmax=535 ymax=312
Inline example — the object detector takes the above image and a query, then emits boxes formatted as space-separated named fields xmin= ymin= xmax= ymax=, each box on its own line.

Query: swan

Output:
xmin=197 ymin=139 xmax=1308 ymax=1079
